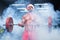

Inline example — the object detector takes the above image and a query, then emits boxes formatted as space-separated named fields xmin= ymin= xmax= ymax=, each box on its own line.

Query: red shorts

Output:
xmin=22 ymin=30 xmax=29 ymax=40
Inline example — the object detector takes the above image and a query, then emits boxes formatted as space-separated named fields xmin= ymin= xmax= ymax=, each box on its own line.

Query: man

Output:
xmin=18 ymin=4 xmax=35 ymax=40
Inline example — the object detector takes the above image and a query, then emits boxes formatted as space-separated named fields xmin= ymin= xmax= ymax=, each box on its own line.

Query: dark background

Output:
xmin=0 ymin=0 xmax=60 ymax=16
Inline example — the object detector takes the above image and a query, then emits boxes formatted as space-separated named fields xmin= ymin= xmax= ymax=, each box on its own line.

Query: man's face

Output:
xmin=26 ymin=6 xmax=33 ymax=11
xmin=26 ymin=4 xmax=34 ymax=11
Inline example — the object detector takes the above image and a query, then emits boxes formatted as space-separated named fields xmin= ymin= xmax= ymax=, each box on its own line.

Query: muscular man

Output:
xmin=18 ymin=4 xmax=34 ymax=40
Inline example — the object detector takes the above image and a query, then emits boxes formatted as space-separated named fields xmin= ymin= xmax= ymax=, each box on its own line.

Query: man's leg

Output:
xmin=22 ymin=30 xmax=29 ymax=40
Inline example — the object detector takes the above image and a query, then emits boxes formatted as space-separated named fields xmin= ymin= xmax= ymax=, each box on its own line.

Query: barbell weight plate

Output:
xmin=6 ymin=17 xmax=13 ymax=32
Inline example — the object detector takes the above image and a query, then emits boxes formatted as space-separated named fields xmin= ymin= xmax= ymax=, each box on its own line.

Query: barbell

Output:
xmin=0 ymin=17 xmax=58 ymax=32
xmin=1 ymin=17 xmax=24 ymax=32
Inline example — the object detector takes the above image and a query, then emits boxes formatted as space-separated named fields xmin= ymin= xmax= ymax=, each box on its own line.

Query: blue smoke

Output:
xmin=0 ymin=0 xmax=60 ymax=40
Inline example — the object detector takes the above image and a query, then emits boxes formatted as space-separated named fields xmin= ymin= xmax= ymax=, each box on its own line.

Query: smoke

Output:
xmin=26 ymin=3 xmax=60 ymax=40
xmin=0 ymin=0 xmax=29 ymax=40
xmin=0 ymin=5 xmax=22 ymax=40
xmin=0 ymin=0 xmax=60 ymax=40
